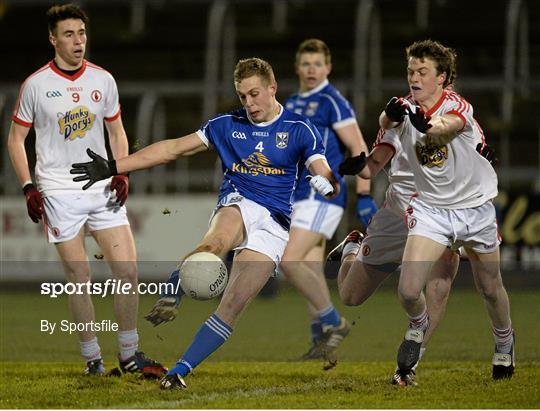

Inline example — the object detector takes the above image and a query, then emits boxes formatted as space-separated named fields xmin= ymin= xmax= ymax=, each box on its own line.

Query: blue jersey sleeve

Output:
xmin=322 ymin=88 xmax=357 ymax=129
xmin=197 ymin=113 xmax=236 ymax=147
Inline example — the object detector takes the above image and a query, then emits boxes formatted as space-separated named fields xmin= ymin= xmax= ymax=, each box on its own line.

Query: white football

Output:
xmin=180 ymin=252 xmax=228 ymax=300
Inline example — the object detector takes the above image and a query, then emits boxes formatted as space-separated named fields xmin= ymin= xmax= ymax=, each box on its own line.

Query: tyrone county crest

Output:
xmin=276 ymin=132 xmax=288 ymax=149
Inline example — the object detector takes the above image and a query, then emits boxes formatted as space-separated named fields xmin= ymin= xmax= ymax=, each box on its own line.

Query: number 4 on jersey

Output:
xmin=255 ymin=141 xmax=264 ymax=152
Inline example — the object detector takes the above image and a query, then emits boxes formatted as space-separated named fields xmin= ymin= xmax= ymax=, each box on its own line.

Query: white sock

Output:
xmin=408 ymin=308 xmax=429 ymax=332
xmin=118 ymin=329 xmax=138 ymax=361
xmin=493 ymin=324 xmax=513 ymax=354
xmin=341 ymin=242 xmax=361 ymax=262
xmin=80 ymin=337 xmax=101 ymax=362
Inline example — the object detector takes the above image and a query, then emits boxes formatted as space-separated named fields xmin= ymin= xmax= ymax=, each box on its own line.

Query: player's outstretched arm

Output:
xmin=338 ymin=143 xmax=394 ymax=179
xmin=335 ymin=122 xmax=373 ymax=203
xmin=407 ymin=105 xmax=464 ymax=146
xmin=71 ymin=133 xmax=207 ymax=189
xmin=379 ymin=97 xmax=407 ymax=130
xmin=424 ymin=113 xmax=464 ymax=145
xmin=307 ymin=158 xmax=340 ymax=199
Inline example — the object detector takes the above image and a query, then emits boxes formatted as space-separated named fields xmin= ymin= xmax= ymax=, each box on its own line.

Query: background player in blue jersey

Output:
xmin=70 ymin=57 xmax=348 ymax=389
xmin=280 ymin=39 xmax=376 ymax=360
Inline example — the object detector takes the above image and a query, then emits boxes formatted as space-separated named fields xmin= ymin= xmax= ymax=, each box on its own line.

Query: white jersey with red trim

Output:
xmin=396 ymin=90 xmax=497 ymax=208
xmin=373 ymin=90 xmax=493 ymax=213
xmin=12 ymin=60 xmax=120 ymax=196
xmin=372 ymin=126 xmax=416 ymax=216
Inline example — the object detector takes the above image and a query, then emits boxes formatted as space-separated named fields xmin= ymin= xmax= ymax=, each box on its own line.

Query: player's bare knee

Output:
xmin=398 ymin=286 xmax=423 ymax=305
xmin=279 ymin=259 xmax=299 ymax=280
xmin=196 ymin=236 xmax=229 ymax=256
xmin=64 ymin=265 xmax=91 ymax=283
xmin=112 ymin=262 xmax=138 ymax=283
xmin=476 ymin=282 xmax=500 ymax=304
xmin=340 ymin=289 xmax=362 ymax=306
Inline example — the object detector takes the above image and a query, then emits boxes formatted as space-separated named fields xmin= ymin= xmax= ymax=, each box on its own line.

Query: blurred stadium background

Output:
xmin=1 ymin=3 xmax=539 ymax=407
xmin=1 ymin=0 xmax=539 ymax=282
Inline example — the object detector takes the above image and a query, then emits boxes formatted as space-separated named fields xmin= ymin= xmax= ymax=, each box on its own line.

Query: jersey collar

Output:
xmin=247 ymin=103 xmax=284 ymax=127
xmin=298 ymin=79 xmax=329 ymax=98
xmin=425 ymin=90 xmax=447 ymax=116
xmin=49 ymin=59 xmax=87 ymax=81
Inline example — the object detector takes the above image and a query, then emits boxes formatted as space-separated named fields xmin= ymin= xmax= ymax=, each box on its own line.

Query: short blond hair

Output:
xmin=234 ymin=58 xmax=275 ymax=86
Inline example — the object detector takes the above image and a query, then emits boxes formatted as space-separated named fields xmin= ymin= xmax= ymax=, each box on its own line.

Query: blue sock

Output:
xmin=319 ymin=305 xmax=341 ymax=329
xmin=162 ymin=268 xmax=185 ymax=301
xmin=168 ymin=314 xmax=232 ymax=377
xmin=311 ymin=321 xmax=323 ymax=344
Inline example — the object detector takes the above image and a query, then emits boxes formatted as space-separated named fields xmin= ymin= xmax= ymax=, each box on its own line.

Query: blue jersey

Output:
xmin=285 ymin=79 xmax=357 ymax=208
xmin=197 ymin=105 xmax=326 ymax=229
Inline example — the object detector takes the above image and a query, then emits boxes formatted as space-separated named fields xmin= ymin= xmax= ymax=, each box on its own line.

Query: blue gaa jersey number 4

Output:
xmin=196 ymin=105 xmax=325 ymax=229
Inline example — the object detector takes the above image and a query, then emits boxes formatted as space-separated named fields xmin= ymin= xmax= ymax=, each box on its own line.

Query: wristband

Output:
xmin=22 ymin=183 xmax=35 ymax=195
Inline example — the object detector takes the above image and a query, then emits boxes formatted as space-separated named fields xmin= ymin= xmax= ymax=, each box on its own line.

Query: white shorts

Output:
xmin=43 ymin=192 xmax=129 ymax=243
xmin=213 ymin=193 xmax=289 ymax=266
xmin=290 ymin=199 xmax=344 ymax=240
xmin=406 ymin=197 xmax=500 ymax=253
xmin=357 ymin=206 xmax=408 ymax=268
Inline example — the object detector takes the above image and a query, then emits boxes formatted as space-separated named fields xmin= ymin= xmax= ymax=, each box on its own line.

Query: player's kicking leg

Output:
xmin=161 ymin=248 xmax=275 ymax=389
xmin=146 ymin=208 xmax=242 ymax=327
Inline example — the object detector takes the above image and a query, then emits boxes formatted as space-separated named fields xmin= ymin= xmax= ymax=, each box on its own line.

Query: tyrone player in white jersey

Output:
xmin=69 ymin=57 xmax=343 ymax=390
xmin=7 ymin=4 xmax=166 ymax=378
xmin=334 ymin=108 xmax=496 ymax=386
xmin=331 ymin=120 xmax=460 ymax=386
xmin=375 ymin=40 xmax=514 ymax=381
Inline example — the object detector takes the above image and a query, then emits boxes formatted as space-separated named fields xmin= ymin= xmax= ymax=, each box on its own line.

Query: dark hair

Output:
xmin=234 ymin=58 xmax=275 ymax=85
xmin=406 ymin=39 xmax=457 ymax=87
xmin=47 ymin=4 xmax=89 ymax=35
xmin=295 ymin=38 xmax=331 ymax=65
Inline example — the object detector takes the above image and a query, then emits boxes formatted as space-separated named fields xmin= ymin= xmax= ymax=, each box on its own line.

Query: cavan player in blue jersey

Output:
xmin=280 ymin=39 xmax=376 ymax=361
xmin=70 ymin=58 xmax=354 ymax=389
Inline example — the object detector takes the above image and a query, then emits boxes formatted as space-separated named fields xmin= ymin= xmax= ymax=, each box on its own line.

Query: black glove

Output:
xmin=338 ymin=152 xmax=367 ymax=176
xmin=408 ymin=106 xmax=432 ymax=133
xmin=384 ymin=97 xmax=407 ymax=123
xmin=476 ymin=143 xmax=498 ymax=166
xmin=70 ymin=148 xmax=118 ymax=190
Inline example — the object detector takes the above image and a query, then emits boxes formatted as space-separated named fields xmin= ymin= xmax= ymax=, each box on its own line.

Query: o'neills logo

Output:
xmin=58 ymin=105 xmax=95 ymax=140
xmin=232 ymin=152 xmax=285 ymax=177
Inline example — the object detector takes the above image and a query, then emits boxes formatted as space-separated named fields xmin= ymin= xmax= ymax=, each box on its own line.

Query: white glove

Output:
xmin=307 ymin=175 xmax=334 ymax=197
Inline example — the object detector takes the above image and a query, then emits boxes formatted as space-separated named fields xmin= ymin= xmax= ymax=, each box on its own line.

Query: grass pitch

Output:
xmin=1 ymin=285 xmax=539 ymax=408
